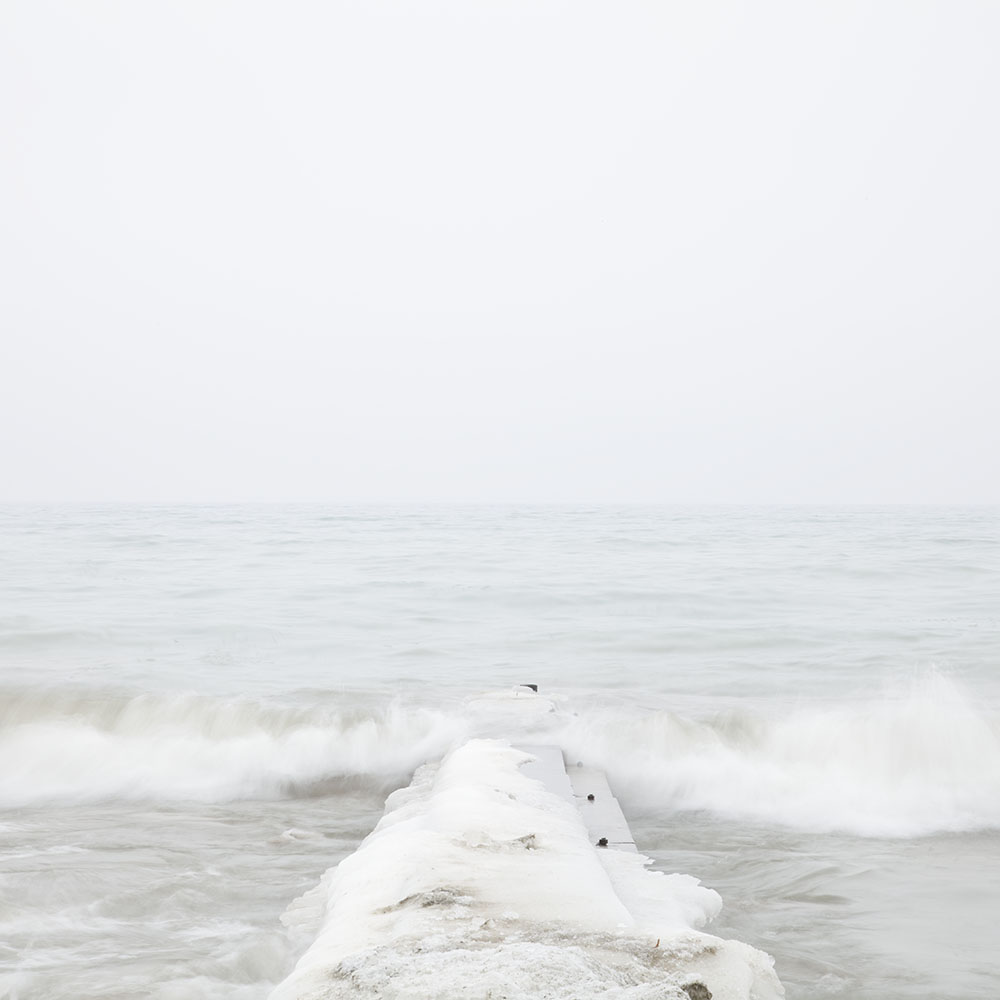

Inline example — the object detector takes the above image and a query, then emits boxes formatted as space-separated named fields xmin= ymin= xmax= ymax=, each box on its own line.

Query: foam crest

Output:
xmin=5 ymin=677 xmax=997 ymax=833
xmin=559 ymin=674 xmax=1000 ymax=837
xmin=0 ymin=689 xmax=466 ymax=806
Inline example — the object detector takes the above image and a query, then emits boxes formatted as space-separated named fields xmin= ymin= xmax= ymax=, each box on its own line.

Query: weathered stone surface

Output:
xmin=682 ymin=983 xmax=712 ymax=1000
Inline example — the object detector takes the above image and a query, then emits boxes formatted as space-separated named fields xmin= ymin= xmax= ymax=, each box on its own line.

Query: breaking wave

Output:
xmin=558 ymin=673 xmax=1000 ymax=837
xmin=0 ymin=688 xmax=466 ymax=806
xmin=3 ymin=675 xmax=998 ymax=836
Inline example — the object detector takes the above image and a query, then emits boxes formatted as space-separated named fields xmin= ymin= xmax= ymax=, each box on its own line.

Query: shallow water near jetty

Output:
xmin=634 ymin=815 xmax=1000 ymax=999
xmin=1 ymin=504 xmax=998 ymax=998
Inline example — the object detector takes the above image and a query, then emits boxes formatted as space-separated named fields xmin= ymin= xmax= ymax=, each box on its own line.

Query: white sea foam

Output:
xmin=3 ymin=677 xmax=997 ymax=836
xmin=557 ymin=673 xmax=1000 ymax=837
xmin=0 ymin=689 xmax=466 ymax=806
xmin=271 ymin=739 xmax=782 ymax=1000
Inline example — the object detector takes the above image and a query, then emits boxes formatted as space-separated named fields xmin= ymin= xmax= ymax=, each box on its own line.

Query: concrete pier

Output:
xmin=516 ymin=744 xmax=637 ymax=852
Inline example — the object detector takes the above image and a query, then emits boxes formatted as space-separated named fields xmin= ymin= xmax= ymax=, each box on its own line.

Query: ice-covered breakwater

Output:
xmin=271 ymin=739 xmax=783 ymax=1000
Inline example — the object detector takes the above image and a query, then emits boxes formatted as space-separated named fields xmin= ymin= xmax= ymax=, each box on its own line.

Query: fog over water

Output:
xmin=2 ymin=2 xmax=999 ymax=504
xmin=2 ymin=4 xmax=999 ymax=997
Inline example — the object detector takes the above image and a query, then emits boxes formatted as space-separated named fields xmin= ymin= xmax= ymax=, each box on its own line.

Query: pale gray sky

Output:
xmin=2 ymin=1 xmax=998 ymax=503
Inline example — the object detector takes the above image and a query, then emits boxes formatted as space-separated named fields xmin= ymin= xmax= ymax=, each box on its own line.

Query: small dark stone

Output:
xmin=681 ymin=983 xmax=712 ymax=1000
xmin=587 ymin=794 xmax=595 ymax=801
xmin=597 ymin=837 xmax=608 ymax=847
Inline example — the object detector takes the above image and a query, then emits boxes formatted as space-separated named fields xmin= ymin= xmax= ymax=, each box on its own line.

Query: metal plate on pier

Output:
xmin=516 ymin=745 xmax=637 ymax=852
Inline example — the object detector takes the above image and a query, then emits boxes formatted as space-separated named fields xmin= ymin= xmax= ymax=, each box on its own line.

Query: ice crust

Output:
xmin=272 ymin=739 xmax=783 ymax=1000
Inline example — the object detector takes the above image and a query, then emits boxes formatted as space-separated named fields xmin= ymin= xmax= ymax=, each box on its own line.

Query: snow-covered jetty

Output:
xmin=271 ymin=696 xmax=784 ymax=1000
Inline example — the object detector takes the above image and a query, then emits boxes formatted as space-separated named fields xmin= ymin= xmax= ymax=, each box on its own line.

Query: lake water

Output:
xmin=1 ymin=504 xmax=998 ymax=998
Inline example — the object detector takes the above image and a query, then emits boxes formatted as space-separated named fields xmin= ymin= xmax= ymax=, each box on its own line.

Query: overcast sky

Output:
xmin=2 ymin=1 xmax=997 ymax=503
